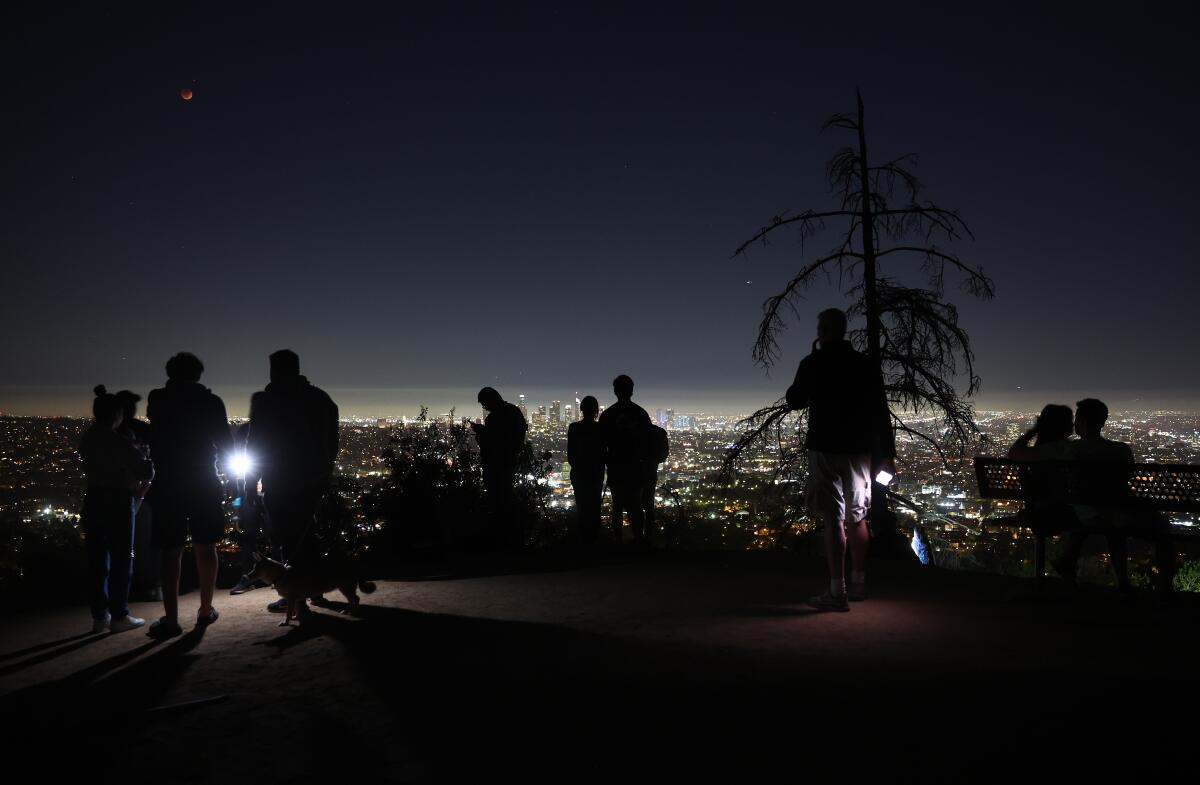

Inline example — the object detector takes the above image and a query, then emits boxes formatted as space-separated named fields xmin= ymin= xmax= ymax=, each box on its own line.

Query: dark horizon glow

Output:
xmin=5 ymin=4 xmax=1199 ymax=418
xmin=2 ymin=383 xmax=1197 ymax=420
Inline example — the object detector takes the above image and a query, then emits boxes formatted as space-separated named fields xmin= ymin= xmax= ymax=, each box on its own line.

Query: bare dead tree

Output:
xmin=725 ymin=90 xmax=995 ymax=481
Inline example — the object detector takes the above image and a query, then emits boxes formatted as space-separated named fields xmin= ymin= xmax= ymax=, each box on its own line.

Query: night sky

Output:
xmin=4 ymin=2 xmax=1198 ymax=417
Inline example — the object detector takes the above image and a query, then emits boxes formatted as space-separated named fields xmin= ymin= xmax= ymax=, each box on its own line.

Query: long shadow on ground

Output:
xmin=263 ymin=598 xmax=1200 ymax=781
xmin=6 ymin=555 xmax=1200 ymax=782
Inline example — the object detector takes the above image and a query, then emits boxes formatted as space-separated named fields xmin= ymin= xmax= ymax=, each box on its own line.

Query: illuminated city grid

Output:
xmin=2 ymin=408 xmax=1197 ymax=580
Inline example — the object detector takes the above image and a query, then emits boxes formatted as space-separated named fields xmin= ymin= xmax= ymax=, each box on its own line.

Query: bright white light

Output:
xmin=229 ymin=452 xmax=253 ymax=479
xmin=875 ymin=470 xmax=894 ymax=486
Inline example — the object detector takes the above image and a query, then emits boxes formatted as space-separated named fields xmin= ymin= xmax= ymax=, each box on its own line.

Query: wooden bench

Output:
xmin=973 ymin=457 xmax=1200 ymax=589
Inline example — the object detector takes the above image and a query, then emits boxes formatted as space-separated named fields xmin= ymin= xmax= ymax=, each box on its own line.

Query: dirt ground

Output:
xmin=2 ymin=550 xmax=1197 ymax=783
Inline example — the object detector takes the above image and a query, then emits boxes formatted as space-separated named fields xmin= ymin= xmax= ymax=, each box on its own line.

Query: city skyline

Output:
xmin=3 ymin=382 xmax=1200 ymax=420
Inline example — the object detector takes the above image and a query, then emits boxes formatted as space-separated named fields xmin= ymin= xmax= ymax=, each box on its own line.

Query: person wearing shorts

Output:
xmin=145 ymin=352 xmax=234 ymax=637
xmin=787 ymin=309 xmax=895 ymax=612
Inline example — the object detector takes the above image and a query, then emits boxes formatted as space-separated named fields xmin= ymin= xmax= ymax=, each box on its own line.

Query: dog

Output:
xmin=246 ymin=551 xmax=377 ymax=626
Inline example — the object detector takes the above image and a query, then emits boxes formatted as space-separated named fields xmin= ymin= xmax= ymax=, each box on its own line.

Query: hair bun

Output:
xmin=94 ymin=384 xmax=108 ymax=397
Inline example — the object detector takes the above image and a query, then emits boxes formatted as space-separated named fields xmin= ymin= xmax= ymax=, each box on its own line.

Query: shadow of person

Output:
xmin=0 ymin=631 xmax=111 ymax=677
xmin=0 ymin=631 xmax=99 ymax=662
xmin=0 ymin=624 xmax=208 ymax=740
xmin=258 ymin=602 xmax=832 ymax=781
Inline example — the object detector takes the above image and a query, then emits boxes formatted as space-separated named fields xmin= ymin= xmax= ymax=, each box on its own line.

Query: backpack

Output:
xmin=648 ymin=424 xmax=669 ymax=465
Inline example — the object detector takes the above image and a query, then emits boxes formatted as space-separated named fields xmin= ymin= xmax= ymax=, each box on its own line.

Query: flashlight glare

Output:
xmin=875 ymin=470 xmax=894 ymax=486
xmin=229 ymin=452 xmax=253 ymax=478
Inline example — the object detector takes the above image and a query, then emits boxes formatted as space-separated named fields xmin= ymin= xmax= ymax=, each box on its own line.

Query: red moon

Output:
xmin=180 ymin=88 xmax=193 ymax=101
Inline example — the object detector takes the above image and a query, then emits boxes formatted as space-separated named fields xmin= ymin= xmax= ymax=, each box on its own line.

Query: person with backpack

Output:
xmin=79 ymin=385 xmax=154 ymax=633
xmin=599 ymin=375 xmax=652 ymax=549
xmin=640 ymin=422 xmax=669 ymax=548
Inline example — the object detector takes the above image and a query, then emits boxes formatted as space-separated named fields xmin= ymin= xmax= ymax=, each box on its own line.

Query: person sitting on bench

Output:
xmin=1009 ymin=399 xmax=1173 ymax=592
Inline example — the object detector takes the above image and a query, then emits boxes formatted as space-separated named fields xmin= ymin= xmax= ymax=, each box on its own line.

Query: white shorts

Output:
xmin=806 ymin=451 xmax=872 ymax=524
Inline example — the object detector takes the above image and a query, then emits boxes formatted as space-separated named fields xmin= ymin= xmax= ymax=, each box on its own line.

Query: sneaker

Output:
xmin=109 ymin=614 xmax=145 ymax=633
xmin=230 ymin=576 xmax=255 ymax=595
xmin=92 ymin=613 xmax=111 ymax=634
xmin=147 ymin=617 xmax=183 ymax=639
xmin=267 ymin=598 xmax=289 ymax=613
xmin=806 ymin=590 xmax=850 ymax=612
xmin=847 ymin=582 xmax=868 ymax=602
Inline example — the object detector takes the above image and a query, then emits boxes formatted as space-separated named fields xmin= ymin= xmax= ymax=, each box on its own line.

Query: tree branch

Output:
xmin=732 ymin=209 xmax=859 ymax=258
xmin=753 ymin=250 xmax=866 ymax=366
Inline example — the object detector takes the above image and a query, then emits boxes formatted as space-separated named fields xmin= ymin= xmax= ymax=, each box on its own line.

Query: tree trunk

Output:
xmin=855 ymin=90 xmax=904 ymax=556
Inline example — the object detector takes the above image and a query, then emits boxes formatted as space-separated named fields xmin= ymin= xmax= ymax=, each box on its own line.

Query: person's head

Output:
xmin=269 ymin=349 xmax=301 ymax=383
xmin=1074 ymin=398 xmax=1109 ymax=438
xmin=816 ymin=308 xmax=848 ymax=346
xmin=1036 ymin=404 xmax=1074 ymax=444
xmin=92 ymin=385 xmax=122 ymax=429
xmin=165 ymin=352 xmax=204 ymax=383
xmin=477 ymin=386 xmax=503 ymax=411
xmin=115 ymin=390 xmax=141 ymax=422
xmin=580 ymin=395 xmax=599 ymax=420
xmin=612 ymin=374 xmax=634 ymax=401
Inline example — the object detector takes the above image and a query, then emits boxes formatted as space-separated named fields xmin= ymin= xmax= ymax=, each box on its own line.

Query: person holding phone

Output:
xmin=786 ymin=308 xmax=895 ymax=612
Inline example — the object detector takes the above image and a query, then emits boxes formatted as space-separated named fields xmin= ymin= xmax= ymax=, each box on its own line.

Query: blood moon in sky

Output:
xmin=180 ymin=88 xmax=193 ymax=101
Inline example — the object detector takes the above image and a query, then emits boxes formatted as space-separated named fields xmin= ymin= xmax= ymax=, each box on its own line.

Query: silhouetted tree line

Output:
xmin=359 ymin=421 xmax=567 ymax=554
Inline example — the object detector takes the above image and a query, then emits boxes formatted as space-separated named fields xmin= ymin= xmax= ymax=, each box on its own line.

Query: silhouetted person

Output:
xmin=115 ymin=390 xmax=159 ymax=601
xmin=146 ymin=353 xmax=233 ymax=637
xmin=1012 ymin=399 xmax=1174 ymax=592
xmin=471 ymin=387 xmax=528 ymax=549
xmin=787 ymin=309 xmax=895 ymax=612
xmin=599 ymin=375 xmax=652 ymax=548
xmin=1006 ymin=404 xmax=1080 ymax=539
xmin=79 ymin=385 xmax=153 ymax=634
xmin=247 ymin=350 xmax=339 ymax=612
xmin=568 ymin=395 xmax=605 ymax=545
xmin=229 ymin=422 xmax=269 ymax=595
xmin=640 ymin=423 xmax=669 ymax=547
xmin=1006 ymin=403 xmax=1075 ymax=460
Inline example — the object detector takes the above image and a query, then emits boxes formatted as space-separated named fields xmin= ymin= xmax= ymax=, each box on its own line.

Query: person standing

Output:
xmin=568 ymin=395 xmax=605 ymax=545
xmin=599 ymin=375 xmax=652 ymax=548
xmin=145 ymin=353 xmax=233 ymax=637
xmin=787 ymin=309 xmax=895 ymax=611
xmin=247 ymin=350 xmax=339 ymax=612
xmin=115 ymin=390 xmax=160 ymax=602
xmin=79 ymin=385 xmax=153 ymax=633
xmin=471 ymin=387 xmax=528 ymax=549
